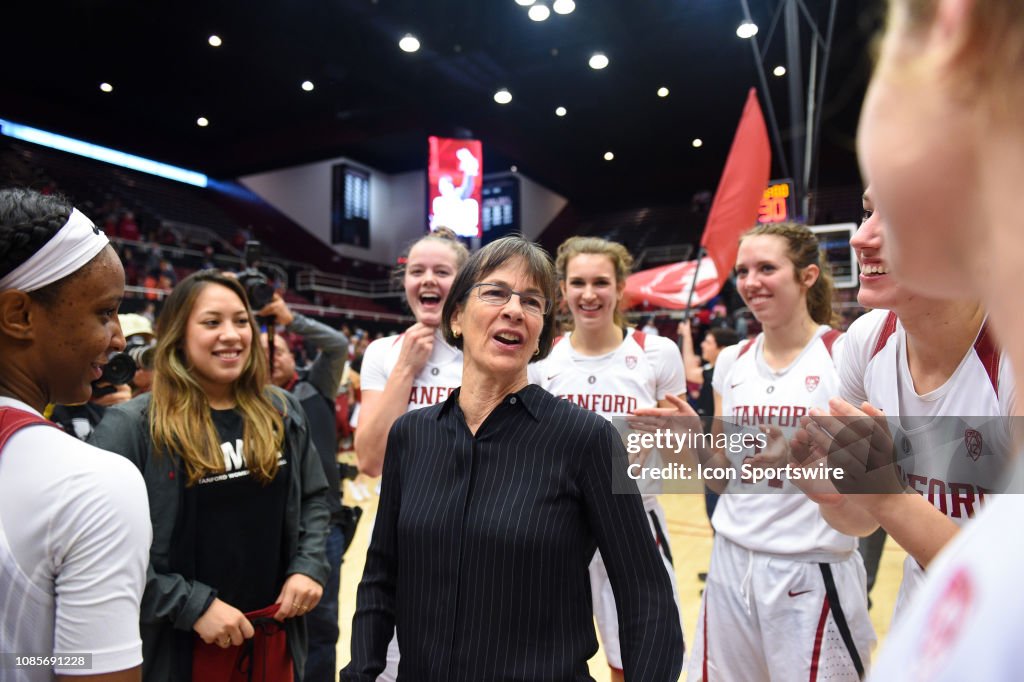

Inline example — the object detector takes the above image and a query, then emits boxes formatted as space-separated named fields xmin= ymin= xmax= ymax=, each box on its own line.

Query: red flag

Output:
xmin=623 ymin=88 xmax=771 ymax=310
xmin=700 ymin=88 xmax=772 ymax=290
xmin=622 ymin=257 xmax=721 ymax=309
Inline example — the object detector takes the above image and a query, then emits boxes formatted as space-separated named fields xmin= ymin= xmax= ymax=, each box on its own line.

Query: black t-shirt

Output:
xmin=192 ymin=408 xmax=289 ymax=613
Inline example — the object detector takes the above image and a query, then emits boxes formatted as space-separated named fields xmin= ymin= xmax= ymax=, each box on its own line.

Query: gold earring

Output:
xmin=533 ymin=347 xmax=540 ymax=356
xmin=453 ymin=329 xmax=461 ymax=338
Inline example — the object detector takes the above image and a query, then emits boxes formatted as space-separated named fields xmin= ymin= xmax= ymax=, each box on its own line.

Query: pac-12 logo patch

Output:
xmin=964 ymin=429 xmax=983 ymax=461
xmin=805 ymin=375 xmax=820 ymax=392
xmin=625 ymin=355 xmax=638 ymax=370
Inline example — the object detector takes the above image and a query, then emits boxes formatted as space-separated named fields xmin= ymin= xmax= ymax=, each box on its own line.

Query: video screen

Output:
xmin=331 ymin=164 xmax=370 ymax=248
xmin=428 ymin=136 xmax=483 ymax=237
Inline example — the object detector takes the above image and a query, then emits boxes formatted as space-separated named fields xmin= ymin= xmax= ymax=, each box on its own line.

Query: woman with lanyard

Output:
xmin=342 ymin=236 xmax=682 ymax=681
xmin=0 ymin=187 xmax=150 ymax=680
xmin=686 ymin=222 xmax=875 ymax=681
xmin=529 ymin=235 xmax=686 ymax=682
xmin=353 ymin=226 xmax=467 ymax=680
xmin=842 ymin=1 xmax=1024 ymax=678
xmin=794 ymin=187 xmax=1015 ymax=623
xmin=89 ymin=270 xmax=329 ymax=681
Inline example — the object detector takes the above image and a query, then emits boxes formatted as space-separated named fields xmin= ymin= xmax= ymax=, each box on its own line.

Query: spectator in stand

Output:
xmin=201 ymin=244 xmax=217 ymax=271
xmin=232 ymin=226 xmax=252 ymax=252
xmin=0 ymin=187 xmax=150 ymax=680
xmin=258 ymin=293 xmax=352 ymax=682
xmin=118 ymin=211 xmax=140 ymax=241
xmin=120 ymin=246 xmax=140 ymax=286
xmin=143 ymin=268 xmax=161 ymax=301
xmin=103 ymin=213 xmax=120 ymax=239
xmin=142 ymin=233 xmax=162 ymax=273
xmin=641 ymin=315 xmax=660 ymax=336
xmin=158 ymin=224 xmax=180 ymax=247
xmin=158 ymin=258 xmax=178 ymax=288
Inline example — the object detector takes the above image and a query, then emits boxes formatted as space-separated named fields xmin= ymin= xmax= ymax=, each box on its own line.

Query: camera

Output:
xmin=98 ymin=352 xmax=137 ymax=386
xmin=237 ymin=240 xmax=275 ymax=310
xmin=126 ymin=336 xmax=156 ymax=371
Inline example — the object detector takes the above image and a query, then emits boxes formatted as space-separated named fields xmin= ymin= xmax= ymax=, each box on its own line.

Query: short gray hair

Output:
xmin=440 ymin=236 xmax=558 ymax=361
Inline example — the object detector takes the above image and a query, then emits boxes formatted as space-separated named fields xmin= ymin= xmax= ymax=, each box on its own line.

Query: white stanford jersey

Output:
xmin=530 ymin=328 xmax=685 ymax=502
xmin=837 ymin=308 xmax=1016 ymax=615
xmin=712 ymin=326 xmax=858 ymax=556
xmin=360 ymin=329 xmax=463 ymax=412
xmin=869 ymin=461 xmax=1024 ymax=682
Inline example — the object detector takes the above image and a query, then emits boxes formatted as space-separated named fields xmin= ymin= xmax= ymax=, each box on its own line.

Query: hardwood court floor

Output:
xmin=336 ymin=474 xmax=907 ymax=681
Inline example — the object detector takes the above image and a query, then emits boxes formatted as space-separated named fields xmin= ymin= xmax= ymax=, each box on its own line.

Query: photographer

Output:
xmin=258 ymin=292 xmax=355 ymax=682
xmin=119 ymin=312 xmax=157 ymax=396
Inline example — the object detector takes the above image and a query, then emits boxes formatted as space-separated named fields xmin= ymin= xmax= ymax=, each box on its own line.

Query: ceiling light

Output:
xmin=773 ymin=65 xmax=786 ymax=77
xmin=692 ymin=138 xmax=703 ymax=148
xmin=301 ymin=80 xmax=314 ymax=91
xmin=197 ymin=117 xmax=209 ymax=127
xmin=555 ymin=106 xmax=567 ymax=117
xmin=657 ymin=87 xmax=669 ymax=98
xmin=494 ymin=88 xmax=512 ymax=104
xmin=528 ymin=4 xmax=550 ymax=21
xmin=99 ymin=82 xmax=113 ymax=93
xmin=399 ymin=34 xmax=420 ymax=53
xmin=736 ymin=22 xmax=759 ymax=39
xmin=552 ymin=0 xmax=575 ymax=14
xmin=208 ymin=35 xmax=222 ymax=47
xmin=604 ymin=151 xmax=614 ymax=161
xmin=589 ymin=52 xmax=609 ymax=70
xmin=515 ymin=0 xmax=535 ymax=5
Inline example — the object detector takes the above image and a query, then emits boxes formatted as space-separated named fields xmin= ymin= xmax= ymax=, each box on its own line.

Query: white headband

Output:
xmin=0 ymin=208 xmax=110 ymax=293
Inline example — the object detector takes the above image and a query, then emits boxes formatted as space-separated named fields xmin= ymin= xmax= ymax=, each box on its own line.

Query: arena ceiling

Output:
xmin=0 ymin=0 xmax=881 ymax=210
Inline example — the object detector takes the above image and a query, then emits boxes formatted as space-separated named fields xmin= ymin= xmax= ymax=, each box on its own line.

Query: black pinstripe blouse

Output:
xmin=342 ymin=384 xmax=684 ymax=681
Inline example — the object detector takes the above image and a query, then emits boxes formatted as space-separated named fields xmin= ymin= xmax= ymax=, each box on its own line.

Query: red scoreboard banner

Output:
xmin=428 ymin=136 xmax=483 ymax=237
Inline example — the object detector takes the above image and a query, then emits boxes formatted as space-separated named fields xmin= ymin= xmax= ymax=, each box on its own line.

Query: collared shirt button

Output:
xmin=509 ymin=397 xmax=517 ymax=405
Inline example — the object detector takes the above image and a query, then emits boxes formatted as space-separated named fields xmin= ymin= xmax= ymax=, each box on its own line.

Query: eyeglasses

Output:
xmin=469 ymin=282 xmax=551 ymax=316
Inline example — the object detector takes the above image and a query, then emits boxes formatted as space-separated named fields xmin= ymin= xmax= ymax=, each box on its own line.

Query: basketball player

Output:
xmin=686 ymin=223 xmax=875 ymax=681
xmin=353 ymin=227 xmax=467 ymax=681
xmin=795 ymin=188 xmax=1016 ymax=621
xmin=355 ymin=228 xmax=468 ymax=477
xmin=855 ymin=1 xmax=1024 ymax=678
xmin=529 ymin=236 xmax=686 ymax=682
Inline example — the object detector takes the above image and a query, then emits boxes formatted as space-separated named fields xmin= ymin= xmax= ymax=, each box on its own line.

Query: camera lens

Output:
xmin=127 ymin=344 xmax=155 ymax=371
xmin=99 ymin=352 xmax=137 ymax=386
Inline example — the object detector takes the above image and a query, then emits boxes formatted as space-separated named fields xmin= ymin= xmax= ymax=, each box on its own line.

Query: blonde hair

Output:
xmin=392 ymin=227 xmax=470 ymax=289
xmin=150 ymin=270 xmax=285 ymax=486
xmin=741 ymin=223 xmax=838 ymax=328
xmin=555 ymin=236 xmax=633 ymax=329
xmin=899 ymin=0 xmax=1024 ymax=116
